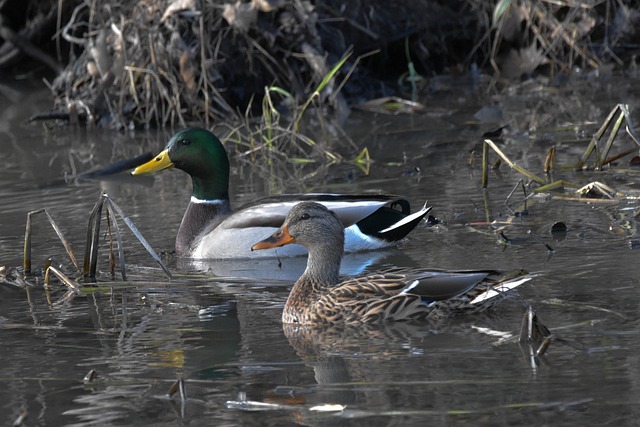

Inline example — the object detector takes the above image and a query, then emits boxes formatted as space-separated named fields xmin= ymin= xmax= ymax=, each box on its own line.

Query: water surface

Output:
xmin=1 ymin=76 xmax=640 ymax=426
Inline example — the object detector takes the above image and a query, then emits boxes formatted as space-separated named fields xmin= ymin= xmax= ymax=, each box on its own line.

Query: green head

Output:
xmin=132 ymin=128 xmax=230 ymax=201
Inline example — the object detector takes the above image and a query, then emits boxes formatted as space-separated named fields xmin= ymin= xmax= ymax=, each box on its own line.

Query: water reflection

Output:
xmin=179 ymin=250 xmax=395 ymax=281
xmin=237 ymin=315 xmax=531 ymax=425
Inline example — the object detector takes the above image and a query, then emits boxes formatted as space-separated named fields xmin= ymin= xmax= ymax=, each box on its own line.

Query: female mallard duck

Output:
xmin=252 ymin=202 xmax=530 ymax=325
xmin=132 ymin=128 xmax=430 ymax=259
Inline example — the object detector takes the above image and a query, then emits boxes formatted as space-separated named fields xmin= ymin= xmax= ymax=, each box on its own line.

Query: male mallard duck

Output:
xmin=252 ymin=202 xmax=530 ymax=325
xmin=132 ymin=128 xmax=430 ymax=259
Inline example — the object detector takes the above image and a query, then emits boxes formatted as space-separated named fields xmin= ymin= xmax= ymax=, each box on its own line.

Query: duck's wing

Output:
xmin=222 ymin=194 xmax=409 ymax=230
xmin=399 ymin=270 xmax=493 ymax=301
xmin=350 ymin=268 xmax=528 ymax=303
xmin=314 ymin=277 xmax=430 ymax=324
xmin=340 ymin=269 xmax=491 ymax=301
xmin=327 ymin=274 xmax=413 ymax=298
xmin=467 ymin=273 xmax=532 ymax=306
xmin=431 ymin=269 xmax=532 ymax=312
xmin=312 ymin=269 xmax=531 ymax=324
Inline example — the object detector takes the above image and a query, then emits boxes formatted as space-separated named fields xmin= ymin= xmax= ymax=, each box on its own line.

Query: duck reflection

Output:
xmin=178 ymin=249 xmax=394 ymax=281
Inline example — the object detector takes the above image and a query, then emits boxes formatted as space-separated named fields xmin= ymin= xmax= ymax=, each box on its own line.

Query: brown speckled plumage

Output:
xmin=252 ymin=202 xmax=530 ymax=326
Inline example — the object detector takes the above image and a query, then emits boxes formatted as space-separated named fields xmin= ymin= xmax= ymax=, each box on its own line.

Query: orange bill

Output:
xmin=251 ymin=225 xmax=295 ymax=251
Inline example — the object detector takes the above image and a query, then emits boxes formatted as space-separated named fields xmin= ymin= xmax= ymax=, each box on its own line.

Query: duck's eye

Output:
xmin=300 ymin=213 xmax=310 ymax=220
xmin=180 ymin=139 xmax=191 ymax=146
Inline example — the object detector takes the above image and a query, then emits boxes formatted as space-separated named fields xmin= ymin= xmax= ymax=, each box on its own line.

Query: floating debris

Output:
xmin=519 ymin=306 xmax=553 ymax=358
xmin=575 ymin=181 xmax=621 ymax=199
xmin=354 ymin=96 xmax=425 ymax=115
xmin=310 ymin=404 xmax=346 ymax=412
xmin=11 ymin=408 xmax=28 ymax=427
xmin=471 ymin=325 xmax=515 ymax=345
xmin=226 ymin=392 xmax=287 ymax=411
xmin=168 ymin=378 xmax=187 ymax=403
xmin=83 ymin=369 xmax=99 ymax=384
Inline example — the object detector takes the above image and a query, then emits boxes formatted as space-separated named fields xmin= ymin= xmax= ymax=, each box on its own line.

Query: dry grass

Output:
xmin=49 ymin=0 xmax=639 ymax=130
xmin=52 ymin=0 xmax=344 ymax=130
xmin=468 ymin=0 xmax=638 ymax=80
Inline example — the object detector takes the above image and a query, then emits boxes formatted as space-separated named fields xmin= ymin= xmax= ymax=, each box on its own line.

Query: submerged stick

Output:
xmin=481 ymin=189 xmax=491 ymax=224
xmin=519 ymin=306 xmax=551 ymax=343
xmin=168 ymin=377 xmax=187 ymax=402
xmin=527 ymin=230 xmax=554 ymax=252
xmin=601 ymin=147 xmax=636 ymax=167
xmin=504 ymin=178 xmax=528 ymax=215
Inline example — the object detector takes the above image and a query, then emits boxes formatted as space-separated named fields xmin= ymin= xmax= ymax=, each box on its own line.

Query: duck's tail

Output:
xmin=469 ymin=274 xmax=532 ymax=306
xmin=426 ymin=269 xmax=532 ymax=315
xmin=357 ymin=201 xmax=432 ymax=244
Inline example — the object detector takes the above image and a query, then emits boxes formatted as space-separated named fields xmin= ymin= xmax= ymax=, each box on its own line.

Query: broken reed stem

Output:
xmin=576 ymin=104 xmax=621 ymax=169
xmin=504 ymin=178 xmax=527 ymax=214
xmin=105 ymin=201 xmax=127 ymax=280
xmin=481 ymin=189 xmax=491 ymax=224
xmin=532 ymin=179 xmax=579 ymax=193
xmin=481 ymin=137 xmax=489 ymax=188
xmin=46 ymin=210 xmax=80 ymax=273
xmin=106 ymin=207 xmax=115 ymax=278
xmin=24 ymin=192 xmax=170 ymax=283
xmin=543 ymin=146 xmax=555 ymax=173
xmin=105 ymin=195 xmax=172 ymax=279
xmin=45 ymin=265 xmax=80 ymax=291
xmin=23 ymin=209 xmax=39 ymax=274
xmin=83 ymin=195 xmax=105 ymax=278
xmin=168 ymin=377 xmax=188 ymax=402
xmin=23 ymin=208 xmax=80 ymax=275
xmin=596 ymin=108 xmax=625 ymax=170
xmin=484 ymin=139 xmax=546 ymax=185
xmin=620 ymin=104 xmax=640 ymax=147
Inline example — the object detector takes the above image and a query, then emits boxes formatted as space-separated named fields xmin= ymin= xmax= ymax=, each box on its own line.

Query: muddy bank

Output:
xmin=1 ymin=0 xmax=638 ymax=129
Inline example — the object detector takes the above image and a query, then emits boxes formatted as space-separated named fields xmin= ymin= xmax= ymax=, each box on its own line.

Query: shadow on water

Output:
xmin=1 ymin=75 xmax=640 ymax=425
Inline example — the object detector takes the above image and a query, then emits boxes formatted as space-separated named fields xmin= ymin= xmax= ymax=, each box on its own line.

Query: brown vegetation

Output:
xmin=0 ymin=0 xmax=638 ymax=130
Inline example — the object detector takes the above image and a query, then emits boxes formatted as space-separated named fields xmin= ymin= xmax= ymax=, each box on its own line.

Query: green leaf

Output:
xmin=290 ymin=158 xmax=316 ymax=164
xmin=354 ymin=147 xmax=371 ymax=175
xmin=493 ymin=0 xmax=512 ymax=27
